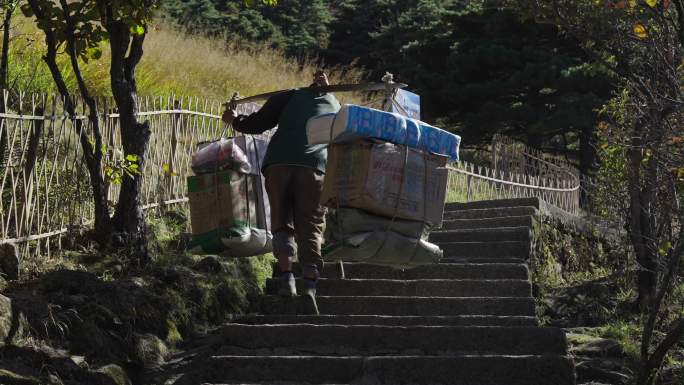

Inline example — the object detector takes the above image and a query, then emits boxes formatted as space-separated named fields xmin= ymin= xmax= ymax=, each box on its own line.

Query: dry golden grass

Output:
xmin=132 ymin=23 xmax=368 ymax=104
xmin=9 ymin=17 xmax=368 ymax=105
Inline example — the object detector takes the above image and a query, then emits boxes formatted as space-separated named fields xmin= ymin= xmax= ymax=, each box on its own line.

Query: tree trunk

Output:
xmin=107 ymin=20 xmax=151 ymax=264
xmin=637 ymin=317 xmax=684 ymax=385
xmin=26 ymin=0 xmax=113 ymax=246
xmin=0 ymin=6 xmax=13 ymax=164
xmin=627 ymin=143 xmax=657 ymax=310
xmin=577 ymin=124 xmax=598 ymax=208
xmin=1 ymin=5 xmax=11 ymax=93
xmin=638 ymin=223 xmax=684 ymax=384
xmin=579 ymin=124 xmax=597 ymax=176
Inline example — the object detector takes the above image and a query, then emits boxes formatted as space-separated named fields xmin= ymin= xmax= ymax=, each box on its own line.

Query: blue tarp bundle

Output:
xmin=307 ymin=104 xmax=460 ymax=161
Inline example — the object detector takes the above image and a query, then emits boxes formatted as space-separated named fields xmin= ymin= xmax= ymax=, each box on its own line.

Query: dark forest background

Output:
xmin=160 ymin=0 xmax=617 ymax=175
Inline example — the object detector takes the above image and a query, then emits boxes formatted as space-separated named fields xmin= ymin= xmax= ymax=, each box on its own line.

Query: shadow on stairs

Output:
xmin=158 ymin=198 xmax=576 ymax=385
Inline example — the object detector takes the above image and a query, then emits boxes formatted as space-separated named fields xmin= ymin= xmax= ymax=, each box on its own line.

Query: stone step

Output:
xmin=429 ymin=227 xmax=531 ymax=243
xmin=445 ymin=198 xmax=541 ymax=211
xmin=235 ymin=314 xmax=538 ymax=327
xmin=443 ymin=206 xmax=537 ymax=220
xmin=216 ymin=324 xmax=567 ymax=356
xmin=265 ymin=278 xmax=532 ymax=297
xmin=317 ymin=262 xmax=529 ymax=280
xmin=440 ymin=241 xmax=530 ymax=258
xmin=440 ymin=215 xmax=535 ymax=230
xmin=440 ymin=257 xmax=527 ymax=264
xmin=181 ymin=355 xmax=575 ymax=385
xmin=258 ymin=296 xmax=536 ymax=316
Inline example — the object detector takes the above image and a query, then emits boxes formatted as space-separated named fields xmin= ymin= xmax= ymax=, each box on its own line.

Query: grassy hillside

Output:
xmin=7 ymin=16 xmax=367 ymax=105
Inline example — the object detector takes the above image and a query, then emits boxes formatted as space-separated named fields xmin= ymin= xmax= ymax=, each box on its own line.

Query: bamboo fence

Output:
xmin=445 ymin=133 xmax=581 ymax=214
xmin=0 ymin=91 xmax=580 ymax=259
xmin=0 ymin=91 xmax=266 ymax=258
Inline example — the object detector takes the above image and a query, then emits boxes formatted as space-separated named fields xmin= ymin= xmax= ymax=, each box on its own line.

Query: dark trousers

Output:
xmin=264 ymin=165 xmax=326 ymax=275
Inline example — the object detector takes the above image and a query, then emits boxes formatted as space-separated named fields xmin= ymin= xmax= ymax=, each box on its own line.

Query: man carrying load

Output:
xmin=221 ymin=71 xmax=340 ymax=308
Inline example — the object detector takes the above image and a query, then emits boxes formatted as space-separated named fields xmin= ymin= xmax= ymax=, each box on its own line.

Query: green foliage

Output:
xmin=161 ymin=0 xmax=278 ymax=41
xmin=245 ymin=0 xmax=278 ymax=5
xmin=1 ymin=0 xmax=20 ymax=11
xmin=261 ymin=0 xmax=331 ymax=56
xmin=591 ymin=93 xmax=630 ymax=221
xmin=16 ymin=0 xmax=175 ymax=104
xmin=161 ymin=0 xmax=326 ymax=56
xmin=599 ymin=320 xmax=643 ymax=363
xmin=20 ymin=0 xmax=145 ymax=62
xmin=531 ymin=216 xmax=631 ymax=289
xmin=102 ymin=152 xmax=141 ymax=185
xmin=367 ymin=3 xmax=614 ymax=150
xmin=6 ymin=27 xmax=69 ymax=93
xmin=324 ymin=0 xmax=418 ymax=66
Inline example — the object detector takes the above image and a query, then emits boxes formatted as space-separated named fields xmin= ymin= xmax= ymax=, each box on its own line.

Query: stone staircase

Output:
xmin=170 ymin=198 xmax=576 ymax=385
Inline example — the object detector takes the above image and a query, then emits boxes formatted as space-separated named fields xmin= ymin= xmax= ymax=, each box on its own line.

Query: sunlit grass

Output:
xmin=7 ymin=17 xmax=367 ymax=105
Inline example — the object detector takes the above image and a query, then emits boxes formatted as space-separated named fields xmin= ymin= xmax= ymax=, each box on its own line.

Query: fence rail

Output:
xmin=445 ymin=134 xmax=581 ymax=214
xmin=0 ymin=91 xmax=581 ymax=259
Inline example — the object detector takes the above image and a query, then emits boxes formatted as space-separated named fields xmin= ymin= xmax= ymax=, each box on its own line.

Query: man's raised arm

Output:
xmin=222 ymin=90 xmax=294 ymax=134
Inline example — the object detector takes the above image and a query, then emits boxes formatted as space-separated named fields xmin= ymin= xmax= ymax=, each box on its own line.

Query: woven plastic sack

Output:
xmin=192 ymin=138 xmax=251 ymax=175
xmin=188 ymin=226 xmax=272 ymax=258
xmin=325 ymin=207 xmax=431 ymax=241
xmin=322 ymin=230 xmax=442 ymax=268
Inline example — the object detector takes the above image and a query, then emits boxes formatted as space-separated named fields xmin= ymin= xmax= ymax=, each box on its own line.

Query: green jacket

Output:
xmin=233 ymin=88 xmax=341 ymax=173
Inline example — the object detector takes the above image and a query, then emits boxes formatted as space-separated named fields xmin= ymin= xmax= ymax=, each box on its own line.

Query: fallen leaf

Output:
xmin=667 ymin=136 xmax=684 ymax=145
xmin=634 ymin=24 xmax=648 ymax=39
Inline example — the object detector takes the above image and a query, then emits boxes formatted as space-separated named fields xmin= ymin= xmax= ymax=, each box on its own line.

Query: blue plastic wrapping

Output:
xmin=307 ymin=104 xmax=460 ymax=160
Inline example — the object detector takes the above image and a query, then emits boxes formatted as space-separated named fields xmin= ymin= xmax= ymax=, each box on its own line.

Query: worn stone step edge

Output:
xmin=233 ymin=314 xmax=539 ymax=326
xmin=443 ymin=206 xmax=538 ymax=219
xmin=445 ymin=198 xmax=541 ymax=211
xmin=430 ymin=226 xmax=531 ymax=235
xmin=217 ymin=324 xmax=567 ymax=356
xmin=440 ymin=241 xmax=530 ymax=257
xmin=439 ymin=257 xmax=528 ymax=264
xmin=316 ymin=262 xmax=529 ymax=280
xmin=258 ymin=295 xmax=537 ymax=316
xmin=440 ymin=215 xmax=535 ymax=230
xmin=177 ymin=355 xmax=576 ymax=385
xmin=265 ymin=278 xmax=532 ymax=297
xmin=429 ymin=227 xmax=531 ymax=243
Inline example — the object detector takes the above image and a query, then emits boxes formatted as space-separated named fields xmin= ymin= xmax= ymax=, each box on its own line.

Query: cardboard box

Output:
xmin=187 ymin=171 xmax=269 ymax=235
xmin=322 ymin=140 xmax=449 ymax=226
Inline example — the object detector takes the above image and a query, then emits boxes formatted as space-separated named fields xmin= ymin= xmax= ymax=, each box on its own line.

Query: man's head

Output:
xmin=312 ymin=70 xmax=329 ymax=87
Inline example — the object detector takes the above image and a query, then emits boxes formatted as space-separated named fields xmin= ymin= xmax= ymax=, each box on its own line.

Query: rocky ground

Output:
xmin=0 ymin=212 xmax=274 ymax=385
xmin=543 ymin=277 xmax=683 ymax=385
